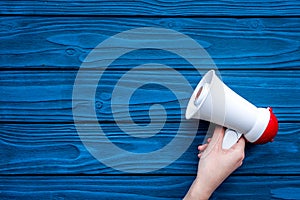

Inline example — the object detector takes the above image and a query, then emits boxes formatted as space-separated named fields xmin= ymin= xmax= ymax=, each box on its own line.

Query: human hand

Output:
xmin=184 ymin=126 xmax=245 ymax=199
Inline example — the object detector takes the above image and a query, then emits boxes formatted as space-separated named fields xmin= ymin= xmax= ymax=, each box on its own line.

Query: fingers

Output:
xmin=197 ymin=138 xmax=211 ymax=158
xmin=197 ymin=126 xmax=225 ymax=158
xmin=198 ymin=143 xmax=208 ymax=151
xmin=233 ymin=136 xmax=246 ymax=150
xmin=231 ymin=137 xmax=246 ymax=164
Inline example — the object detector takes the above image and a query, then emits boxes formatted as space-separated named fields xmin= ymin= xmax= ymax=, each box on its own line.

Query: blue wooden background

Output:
xmin=1 ymin=1 xmax=300 ymax=199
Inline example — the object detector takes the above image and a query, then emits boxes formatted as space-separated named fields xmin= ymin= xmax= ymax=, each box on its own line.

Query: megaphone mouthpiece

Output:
xmin=253 ymin=107 xmax=278 ymax=144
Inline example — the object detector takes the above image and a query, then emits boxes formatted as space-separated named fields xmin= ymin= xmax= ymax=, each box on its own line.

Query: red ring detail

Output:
xmin=254 ymin=107 xmax=279 ymax=144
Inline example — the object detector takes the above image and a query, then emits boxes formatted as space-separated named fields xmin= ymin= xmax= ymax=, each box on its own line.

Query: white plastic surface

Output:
xmin=244 ymin=108 xmax=270 ymax=142
xmin=185 ymin=70 xmax=270 ymax=143
xmin=222 ymin=129 xmax=243 ymax=149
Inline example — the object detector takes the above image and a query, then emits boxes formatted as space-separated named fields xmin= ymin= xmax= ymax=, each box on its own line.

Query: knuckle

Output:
xmin=241 ymin=151 xmax=245 ymax=160
xmin=237 ymin=150 xmax=245 ymax=161
xmin=239 ymin=161 xmax=243 ymax=167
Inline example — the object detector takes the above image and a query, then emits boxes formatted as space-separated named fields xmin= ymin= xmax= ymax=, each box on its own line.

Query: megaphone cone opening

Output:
xmin=185 ymin=70 xmax=215 ymax=120
xmin=196 ymin=86 xmax=203 ymax=99
xmin=194 ymin=83 xmax=210 ymax=107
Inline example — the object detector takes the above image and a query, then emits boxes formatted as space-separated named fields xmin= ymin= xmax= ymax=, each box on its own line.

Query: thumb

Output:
xmin=232 ymin=136 xmax=246 ymax=151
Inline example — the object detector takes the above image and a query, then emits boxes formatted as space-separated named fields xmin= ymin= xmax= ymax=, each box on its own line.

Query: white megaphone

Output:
xmin=186 ymin=70 xmax=278 ymax=149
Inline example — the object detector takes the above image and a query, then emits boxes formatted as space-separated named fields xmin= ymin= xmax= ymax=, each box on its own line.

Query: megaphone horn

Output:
xmin=186 ymin=70 xmax=278 ymax=149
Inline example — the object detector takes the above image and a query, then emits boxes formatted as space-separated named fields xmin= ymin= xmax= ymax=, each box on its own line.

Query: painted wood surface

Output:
xmin=0 ymin=17 xmax=299 ymax=70
xmin=1 ymin=70 xmax=299 ymax=122
xmin=1 ymin=1 xmax=300 ymax=16
xmin=1 ymin=176 xmax=299 ymax=200
xmin=0 ymin=123 xmax=299 ymax=174
xmin=1 ymin=1 xmax=300 ymax=199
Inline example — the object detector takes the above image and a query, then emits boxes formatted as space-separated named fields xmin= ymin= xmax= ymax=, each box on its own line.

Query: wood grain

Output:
xmin=0 ymin=70 xmax=299 ymax=123
xmin=1 ymin=0 xmax=299 ymax=198
xmin=0 ymin=123 xmax=299 ymax=174
xmin=0 ymin=17 xmax=299 ymax=69
xmin=1 ymin=1 xmax=300 ymax=16
xmin=0 ymin=175 xmax=299 ymax=199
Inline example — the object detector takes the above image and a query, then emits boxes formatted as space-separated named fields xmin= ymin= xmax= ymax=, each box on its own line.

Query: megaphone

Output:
xmin=186 ymin=70 xmax=278 ymax=149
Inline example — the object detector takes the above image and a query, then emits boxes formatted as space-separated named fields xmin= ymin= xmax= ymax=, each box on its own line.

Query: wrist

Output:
xmin=184 ymin=179 xmax=212 ymax=200
xmin=194 ymin=178 xmax=213 ymax=199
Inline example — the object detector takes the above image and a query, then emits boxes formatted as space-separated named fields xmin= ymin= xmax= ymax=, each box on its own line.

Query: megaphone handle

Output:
xmin=222 ymin=129 xmax=243 ymax=149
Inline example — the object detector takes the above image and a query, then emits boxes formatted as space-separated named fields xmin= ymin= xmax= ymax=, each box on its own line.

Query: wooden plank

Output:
xmin=1 ymin=1 xmax=300 ymax=16
xmin=0 ymin=123 xmax=299 ymax=174
xmin=0 ymin=70 xmax=299 ymax=123
xmin=0 ymin=17 xmax=299 ymax=69
xmin=0 ymin=175 xmax=299 ymax=199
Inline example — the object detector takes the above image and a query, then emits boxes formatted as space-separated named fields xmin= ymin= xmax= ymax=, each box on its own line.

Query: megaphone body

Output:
xmin=186 ymin=70 xmax=278 ymax=149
